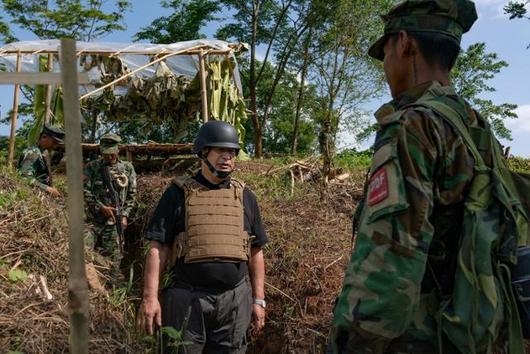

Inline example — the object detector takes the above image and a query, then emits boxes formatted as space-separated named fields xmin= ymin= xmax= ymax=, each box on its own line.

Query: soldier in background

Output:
xmin=18 ymin=125 xmax=64 ymax=197
xmin=83 ymin=133 xmax=137 ymax=263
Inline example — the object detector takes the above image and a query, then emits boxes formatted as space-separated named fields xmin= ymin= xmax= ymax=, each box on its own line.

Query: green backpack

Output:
xmin=411 ymin=95 xmax=530 ymax=354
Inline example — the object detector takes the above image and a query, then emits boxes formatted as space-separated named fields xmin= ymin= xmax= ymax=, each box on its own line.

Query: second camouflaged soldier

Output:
xmin=18 ymin=125 xmax=64 ymax=197
xmin=83 ymin=133 xmax=137 ymax=263
xmin=330 ymin=0 xmax=527 ymax=353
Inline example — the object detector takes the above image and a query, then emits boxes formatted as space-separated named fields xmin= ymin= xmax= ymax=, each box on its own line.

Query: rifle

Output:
xmin=100 ymin=165 xmax=124 ymax=254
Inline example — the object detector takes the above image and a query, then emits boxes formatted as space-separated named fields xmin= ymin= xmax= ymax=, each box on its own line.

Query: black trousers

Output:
xmin=161 ymin=276 xmax=252 ymax=354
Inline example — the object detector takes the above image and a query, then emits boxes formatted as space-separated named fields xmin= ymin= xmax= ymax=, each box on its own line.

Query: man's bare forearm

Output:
xmin=143 ymin=240 xmax=168 ymax=299
xmin=249 ymin=247 xmax=265 ymax=299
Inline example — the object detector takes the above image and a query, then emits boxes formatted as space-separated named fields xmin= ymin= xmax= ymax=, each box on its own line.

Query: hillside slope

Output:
xmin=1 ymin=155 xmax=529 ymax=353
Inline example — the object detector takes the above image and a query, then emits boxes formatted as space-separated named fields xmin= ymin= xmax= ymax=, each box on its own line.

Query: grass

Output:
xmin=334 ymin=149 xmax=372 ymax=172
xmin=508 ymin=156 xmax=530 ymax=174
xmin=2 ymin=152 xmax=529 ymax=353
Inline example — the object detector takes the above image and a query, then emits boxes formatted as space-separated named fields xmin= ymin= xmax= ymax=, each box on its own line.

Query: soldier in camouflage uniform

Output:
xmin=18 ymin=125 xmax=64 ymax=197
xmin=328 ymin=0 xmax=499 ymax=353
xmin=83 ymin=133 xmax=137 ymax=262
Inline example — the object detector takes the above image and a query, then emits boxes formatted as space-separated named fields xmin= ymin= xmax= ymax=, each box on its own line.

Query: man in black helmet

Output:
xmin=139 ymin=121 xmax=268 ymax=353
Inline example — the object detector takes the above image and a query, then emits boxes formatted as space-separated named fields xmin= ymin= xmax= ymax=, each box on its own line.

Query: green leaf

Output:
xmin=160 ymin=326 xmax=183 ymax=340
xmin=8 ymin=268 xmax=28 ymax=283
xmin=141 ymin=335 xmax=156 ymax=344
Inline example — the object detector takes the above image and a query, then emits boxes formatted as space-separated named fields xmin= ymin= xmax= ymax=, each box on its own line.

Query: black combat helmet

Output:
xmin=193 ymin=121 xmax=240 ymax=156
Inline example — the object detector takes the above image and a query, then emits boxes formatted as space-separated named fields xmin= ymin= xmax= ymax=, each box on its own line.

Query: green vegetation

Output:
xmin=334 ymin=149 xmax=372 ymax=172
xmin=7 ymin=269 xmax=27 ymax=283
xmin=451 ymin=43 xmax=518 ymax=140
xmin=508 ymin=156 xmax=530 ymax=173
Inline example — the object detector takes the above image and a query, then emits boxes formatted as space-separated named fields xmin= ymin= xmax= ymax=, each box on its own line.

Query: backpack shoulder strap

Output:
xmin=407 ymin=96 xmax=486 ymax=170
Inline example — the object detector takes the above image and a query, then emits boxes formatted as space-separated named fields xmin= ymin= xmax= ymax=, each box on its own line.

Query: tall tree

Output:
xmin=291 ymin=29 xmax=312 ymax=154
xmin=2 ymin=0 xmax=131 ymax=41
xmin=1 ymin=0 xmax=132 ymax=141
xmin=134 ymin=0 xmax=220 ymax=43
xmin=311 ymin=0 xmax=389 ymax=183
xmin=451 ymin=42 xmax=518 ymax=140
xmin=238 ymin=57 xmax=319 ymax=154
xmin=217 ymin=0 xmax=303 ymax=157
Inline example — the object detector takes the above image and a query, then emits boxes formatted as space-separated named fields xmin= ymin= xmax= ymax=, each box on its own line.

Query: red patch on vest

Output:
xmin=368 ymin=168 xmax=389 ymax=206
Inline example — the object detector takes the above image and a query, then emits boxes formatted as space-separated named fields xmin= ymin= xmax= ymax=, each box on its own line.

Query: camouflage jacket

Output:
xmin=83 ymin=158 xmax=137 ymax=221
xmin=18 ymin=146 xmax=52 ymax=191
xmin=332 ymin=81 xmax=477 ymax=352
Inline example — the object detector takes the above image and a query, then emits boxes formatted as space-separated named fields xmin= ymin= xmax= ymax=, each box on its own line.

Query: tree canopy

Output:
xmin=2 ymin=0 xmax=131 ymax=41
xmin=451 ymin=42 xmax=518 ymax=140
xmin=0 ymin=0 xmax=522 ymax=160
xmin=134 ymin=0 xmax=220 ymax=43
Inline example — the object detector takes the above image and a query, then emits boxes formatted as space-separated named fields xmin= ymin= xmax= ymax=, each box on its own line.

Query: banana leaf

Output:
xmin=29 ymin=56 xmax=63 ymax=143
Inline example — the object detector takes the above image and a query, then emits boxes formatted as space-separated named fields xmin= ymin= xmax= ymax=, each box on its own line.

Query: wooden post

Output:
xmin=198 ymin=50 xmax=209 ymax=122
xmin=44 ymin=53 xmax=54 ymax=124
xmin=7 ymin=51 xmax=22 ymax=168
xmin=60 ymin=39 xmax=89 ymax=354
xmin=126 ymin=147 xmax=133 ymax=162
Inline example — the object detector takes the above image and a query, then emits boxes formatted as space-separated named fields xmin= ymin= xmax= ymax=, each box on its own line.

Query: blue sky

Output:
xmin=1 ymin=0 xmax=529 ymax=156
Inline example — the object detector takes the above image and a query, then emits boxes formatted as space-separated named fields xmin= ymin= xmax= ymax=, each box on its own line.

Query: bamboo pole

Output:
xmin=61 ymin=39 xmax=89 ymax=354
xmin=0 ymin=72 xmax=89 ymax=85
xmin=7 ymin=51 xmax=21 ymax=168
xmin=79 ymin=44 xmax=206 ymax=101
xmin=199 ymin=50 xmax=209 ymax=122
xmin=44 ymin=53 xmax=53 ymax=124
xmin=0 ymin=48 xmax=234 ymax=56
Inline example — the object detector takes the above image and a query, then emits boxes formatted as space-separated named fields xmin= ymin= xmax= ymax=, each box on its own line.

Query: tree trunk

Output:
xmin=291 ymin=32 xmax=311 ymax=154
xmin=250 ymin=0 xmax=262 ymax=158
xmin=320 ymin=89 xmax=337 ymax=186
xmin=61 ymin=38 xmax=89 ymax=354
xmin=89 ymin=110 xmax=98 ymax=143
xmin=320 ymin=114 xmax=332 ymax=186
xmin=260 ymin=34 xmax=301 ymax=149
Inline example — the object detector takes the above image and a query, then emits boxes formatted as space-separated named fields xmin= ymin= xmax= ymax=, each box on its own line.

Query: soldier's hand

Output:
xmin=138 ymin=296 xmax=161 ymax=336
xmin=122 ymin=216 xmax=128 ymax=230
xmin=251 ymin=304 xmax=266 ymax=336
xmin=46 ymin=186 xmax=62 ymax=198
xmin=99 ymin=205 xmax=116 ymax=221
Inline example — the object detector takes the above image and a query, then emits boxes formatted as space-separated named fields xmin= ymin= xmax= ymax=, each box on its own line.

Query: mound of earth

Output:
xmin=0 ymin=170 xmax=137 ymax=353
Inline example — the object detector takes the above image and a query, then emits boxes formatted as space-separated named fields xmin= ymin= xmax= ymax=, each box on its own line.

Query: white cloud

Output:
xmin=472 ymin=0 xmax=509 ymax=19
xmin=473 ymin=0 xmax=505 ymax=7
xmin=507 ymin=104 xmax=530 ymax=132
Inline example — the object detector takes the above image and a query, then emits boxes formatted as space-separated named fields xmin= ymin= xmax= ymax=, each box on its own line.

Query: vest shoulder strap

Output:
xmin=172 ymin=174 xmax=203 ymax=192
xmin=230 ymin=178 xmax=246 ymax=203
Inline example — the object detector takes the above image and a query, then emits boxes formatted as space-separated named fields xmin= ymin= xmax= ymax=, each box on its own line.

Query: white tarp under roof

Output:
xmin=0 ymin=39 xmax=245 ymax=95
xmin=0 ymin=39 xmax=241 ymax=54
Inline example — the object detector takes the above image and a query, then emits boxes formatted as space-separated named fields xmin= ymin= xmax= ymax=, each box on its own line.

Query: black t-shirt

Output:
xmin=145 ymin=171 xmax=268 ymax=290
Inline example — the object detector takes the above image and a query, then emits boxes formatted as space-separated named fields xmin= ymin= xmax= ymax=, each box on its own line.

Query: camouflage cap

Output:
xmin=99 ymin=133 xmax=121 ymax=154
xmin=368 ymin=0 xmax=478 ymax=61
xmin=42 ymin=124 xmax=65 ymax=143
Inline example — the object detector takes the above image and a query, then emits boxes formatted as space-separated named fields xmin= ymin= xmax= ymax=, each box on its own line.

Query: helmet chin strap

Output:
xmin=201 ymin=156 xmax=232 ymax=180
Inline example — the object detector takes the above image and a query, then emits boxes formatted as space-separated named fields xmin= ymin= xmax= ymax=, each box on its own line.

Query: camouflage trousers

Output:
xmin=327 ymin=332 xmax=459 ymax=354
xmin=85 ymin=221 xmax=120 ymax=262
xmin=85 ymin=221 xmax=124 ymax=285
